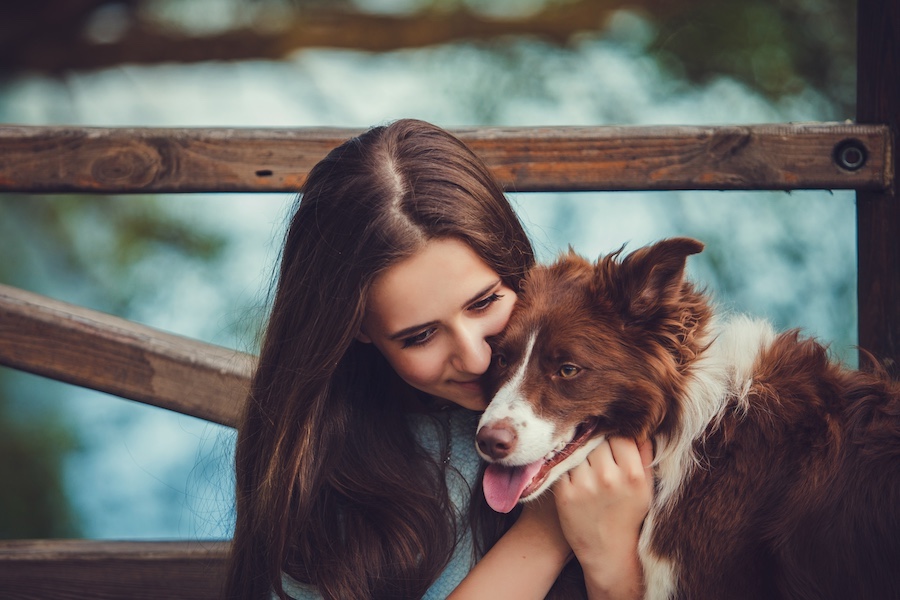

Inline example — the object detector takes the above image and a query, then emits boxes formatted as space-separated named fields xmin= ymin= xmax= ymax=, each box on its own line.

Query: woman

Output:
xmin=225 ymin=119 xmax=652 ymax=600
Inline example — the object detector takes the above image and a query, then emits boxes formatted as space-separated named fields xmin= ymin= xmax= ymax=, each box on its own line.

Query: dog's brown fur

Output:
xmin=481 ymin=238 xmax=900 ymax=599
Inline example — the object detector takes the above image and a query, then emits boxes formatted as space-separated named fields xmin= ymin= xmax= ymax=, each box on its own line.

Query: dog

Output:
xmin=475 ymin=237 xmax=900 ymax=600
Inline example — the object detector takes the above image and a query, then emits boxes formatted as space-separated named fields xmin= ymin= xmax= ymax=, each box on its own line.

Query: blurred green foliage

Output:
xmin=649 ymin=0 xmax=855 ymax=116
xmin=0 ymin=196 xmax=227 ymax=538
xmin=0 ymin=376 xmax=81 ymax=539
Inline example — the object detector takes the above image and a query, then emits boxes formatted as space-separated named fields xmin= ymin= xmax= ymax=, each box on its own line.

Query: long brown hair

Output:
xmin=225 ymin=119 xmax=535 ymax=599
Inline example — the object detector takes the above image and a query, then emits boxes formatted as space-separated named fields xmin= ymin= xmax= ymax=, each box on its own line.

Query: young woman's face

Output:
xmin=358 ymin=237 xmax=517 ymax=411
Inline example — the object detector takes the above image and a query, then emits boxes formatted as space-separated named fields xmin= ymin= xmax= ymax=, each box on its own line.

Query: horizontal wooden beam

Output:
xmin=0 ymin=123 xmax=890 ymax=193
xmin=0 ymin=284 xmax=251 ymax=428
xmin=0 ymin=539 xmax=228 ymax=600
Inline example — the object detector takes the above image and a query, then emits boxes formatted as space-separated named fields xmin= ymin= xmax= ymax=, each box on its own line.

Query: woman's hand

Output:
xmin=553 ymin=436 xmax=654 ymax=600
xmin=450 ymin=437 xmax=653 ymax=600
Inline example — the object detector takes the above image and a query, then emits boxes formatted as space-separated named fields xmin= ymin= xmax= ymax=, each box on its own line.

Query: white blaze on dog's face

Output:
xmin=476 ymin=239 xmax=705 ymax=514
xmin=477 ymin=332 xmax=607 ymax=513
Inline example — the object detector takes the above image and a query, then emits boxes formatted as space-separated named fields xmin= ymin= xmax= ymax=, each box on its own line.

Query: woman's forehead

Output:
xmin=365 ymin=238 xmax=499 ymax=332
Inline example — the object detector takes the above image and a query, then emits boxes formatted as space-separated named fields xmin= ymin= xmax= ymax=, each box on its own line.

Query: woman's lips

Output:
xmin=452 ymin=379 xmax=483 ymax=393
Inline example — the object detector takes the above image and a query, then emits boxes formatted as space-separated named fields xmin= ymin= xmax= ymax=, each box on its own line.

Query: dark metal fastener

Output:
xmin=833 ymin=139 xmax=868 ymax=171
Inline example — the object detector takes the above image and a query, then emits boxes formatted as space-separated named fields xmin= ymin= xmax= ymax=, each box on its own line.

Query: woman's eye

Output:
xmin=402 ymin=329 xmax=435 ymax=348
xmin=558 ymin=364 xmax=580 ymax=378
xmin=470 ymin=293 xmax=503 ymax=312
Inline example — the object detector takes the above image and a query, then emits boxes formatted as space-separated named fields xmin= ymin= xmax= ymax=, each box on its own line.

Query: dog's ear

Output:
xmin=618 ymin=237 xmax=704 ymax=319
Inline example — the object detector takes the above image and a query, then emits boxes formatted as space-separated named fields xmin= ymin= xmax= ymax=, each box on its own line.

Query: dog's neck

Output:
xmin=640 ymin=314 xmax=777 ymax=599
xmin=654 ymin=314 xmax=777 ymax=512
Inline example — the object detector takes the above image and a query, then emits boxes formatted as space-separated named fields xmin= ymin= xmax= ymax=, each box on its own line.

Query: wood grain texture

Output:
xmin=0 ymin=540 xmax=228 ymax=600
xmin=0 ymin=123 xmax=890 ymax=193
xmin=856 ymin=0 xmax=900 ymax=373
xmin=0 ymin=284 xmax=252 ymax=428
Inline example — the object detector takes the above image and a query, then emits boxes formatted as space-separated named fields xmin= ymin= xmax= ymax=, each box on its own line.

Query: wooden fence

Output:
xmin=0 ymin=0 xmax=897 ymax=597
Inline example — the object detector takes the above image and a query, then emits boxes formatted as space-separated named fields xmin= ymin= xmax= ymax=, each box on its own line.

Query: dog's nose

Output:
xmin=477 ymin=422 xmax=517 ymax=459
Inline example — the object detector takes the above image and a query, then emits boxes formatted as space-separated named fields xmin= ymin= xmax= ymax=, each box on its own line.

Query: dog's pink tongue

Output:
xmin=483 ymin=460 xmax=544 ymax=513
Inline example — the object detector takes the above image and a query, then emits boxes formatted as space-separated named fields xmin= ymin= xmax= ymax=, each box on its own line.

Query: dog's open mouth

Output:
xmin=482 ymin=417 xmax=601 ymax=513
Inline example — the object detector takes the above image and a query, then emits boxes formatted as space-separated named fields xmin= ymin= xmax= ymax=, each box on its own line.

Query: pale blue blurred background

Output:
xmin=0 ymin=0 xmax=857 ymax=541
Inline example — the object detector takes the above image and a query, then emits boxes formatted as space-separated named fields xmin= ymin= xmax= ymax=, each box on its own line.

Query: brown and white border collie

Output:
xmin=476 ymin=238 xmax=900 ymax=600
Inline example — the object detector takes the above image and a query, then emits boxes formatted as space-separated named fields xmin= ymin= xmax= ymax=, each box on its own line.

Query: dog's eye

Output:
xmin=494 ymin=354 xmax=508 ymax=368
xmin=558 ymin=364 xmax=580 ymax=378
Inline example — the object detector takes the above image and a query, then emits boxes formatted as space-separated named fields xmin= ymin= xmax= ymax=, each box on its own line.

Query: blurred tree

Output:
xmin=1 ymin=196 xmax=226 ymax=315
xmin=0 ymin=195 xmax=227 ymax=538
xmin=0 ymin=0 xmax=855 ymax=115
xmin=0 ymin=371 xmax=81 ymax=539
xmin=648 ymin=0 xmax=855 ymax=116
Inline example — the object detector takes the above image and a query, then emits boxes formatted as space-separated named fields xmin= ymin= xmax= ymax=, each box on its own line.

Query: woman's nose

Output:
xmin=452 ymin=327 xmax=492 ymax=374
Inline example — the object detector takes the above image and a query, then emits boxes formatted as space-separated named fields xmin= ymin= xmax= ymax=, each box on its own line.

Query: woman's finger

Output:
xmin=637 ymin=437 xmax=654 ymax=468
xmin=607 ymin=436 xmax=648 ymax=482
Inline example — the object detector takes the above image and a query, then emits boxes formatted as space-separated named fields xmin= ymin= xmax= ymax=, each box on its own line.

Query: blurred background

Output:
xmin=0 ymin=0 xmax=858 ymax=541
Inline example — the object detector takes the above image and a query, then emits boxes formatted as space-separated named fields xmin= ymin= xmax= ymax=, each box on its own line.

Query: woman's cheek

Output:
xmin=394 ymin=348 xmax=444 ymax=388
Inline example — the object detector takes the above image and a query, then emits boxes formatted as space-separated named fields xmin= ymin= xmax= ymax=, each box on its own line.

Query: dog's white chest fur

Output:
xmin=640 ymin=316 xmax=776 ymax=600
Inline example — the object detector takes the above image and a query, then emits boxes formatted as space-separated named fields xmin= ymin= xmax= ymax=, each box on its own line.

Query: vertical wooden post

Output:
xmin=857 ymin=0 xmax=899 ymax=373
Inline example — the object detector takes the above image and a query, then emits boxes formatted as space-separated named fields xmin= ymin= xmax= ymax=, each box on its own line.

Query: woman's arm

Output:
xmin=447 ymin=494 xmax=571 ymax=599
xmin=554 ymin=437 xmax=654 ymax=600
xmin=449 ymin=437 xmax=653 ymax=600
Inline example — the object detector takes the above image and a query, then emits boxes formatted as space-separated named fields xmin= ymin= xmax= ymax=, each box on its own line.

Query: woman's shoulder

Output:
xmin=408 ymin=407 xmax=482 ymax=510
xmin=278 ymin=409 xmax=483 ymax=600
xmin=277 ymin=572 xmax=320 ymax=600
xmin=407 ymin=404 xmax=480 ymax=433
xmin=408 ymin=408 xmax=480 ymax=461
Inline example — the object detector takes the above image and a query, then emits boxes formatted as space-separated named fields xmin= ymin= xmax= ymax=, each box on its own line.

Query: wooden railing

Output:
xmin=0 ymin=291 xmax=247 ymax=599
xmin=0 ymin=123 xmax=890 ymax=194
xmin=0 ymin=540 xmax=231 ymax=600
xmin=0 ymin=1 xmax=896 ymax=597
xmin=0 ymin=284 xmax=251 ymax=428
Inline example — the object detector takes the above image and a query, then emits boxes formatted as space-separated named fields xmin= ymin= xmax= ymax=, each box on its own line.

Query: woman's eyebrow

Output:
xmin=386 ymin=280 xmax=501 ymax=342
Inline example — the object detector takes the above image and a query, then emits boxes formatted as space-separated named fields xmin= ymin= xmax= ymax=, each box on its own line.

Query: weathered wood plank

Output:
xmin=0 ymin=284 xmax=252 ymax=427
xmin=0 ymin=123 xmax=890 ymax=193
xmin=856 ymin=0 xmax=900 ymax=374
xmin=0 ymin=540 xmax=228 ymax=600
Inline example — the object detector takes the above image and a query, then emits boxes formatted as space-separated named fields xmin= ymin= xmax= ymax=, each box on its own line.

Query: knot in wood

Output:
xmin=90 ymin=141 xmax=160 ymax=188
